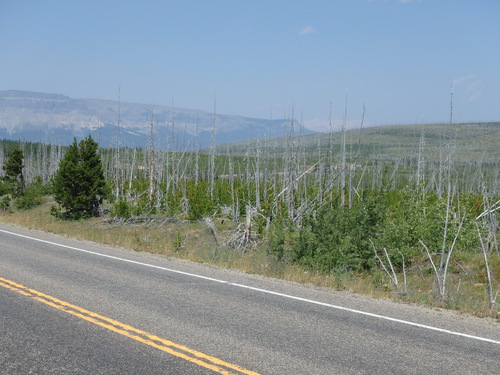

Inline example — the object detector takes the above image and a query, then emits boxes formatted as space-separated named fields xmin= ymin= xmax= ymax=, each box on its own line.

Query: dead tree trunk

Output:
xmin=209 ymin=97 xmax=216 ymax=199
xmin=148 ymin=111 xmax=155 ymax=203
xmin=340 ymin=91 xmax=348 ymax=206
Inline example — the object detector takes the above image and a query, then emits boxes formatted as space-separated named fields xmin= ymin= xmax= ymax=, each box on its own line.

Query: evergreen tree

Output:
xmin=2 ymin=146 xmax=25 ymax=197
xmin=51 ymin=136 xmax=106 ymax=219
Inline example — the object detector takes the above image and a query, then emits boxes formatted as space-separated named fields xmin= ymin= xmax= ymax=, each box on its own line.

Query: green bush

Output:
xmin=292 ymin=191 xmax=386 ymax=272
xmin=186 ymin=180 xmax=216 ymax=220
xmin=0 ymin=196 xmax=11 ymax=212
xmin=0 ymin=182 xmax=11 ymax=196
xmin=15 ymin=192 xmax=43 ymax=210
xmin=376 ymin=189 xmax=443 ymax=268
xmin=267 ymin=217 xmax=294 ymax=261
xmin=13 ymin=178 xmax=51 ymax=210
xmin=110 ymin=199 xmax=132 ymax=219
xmin=270 ymin=187 xmax=485 ymax=275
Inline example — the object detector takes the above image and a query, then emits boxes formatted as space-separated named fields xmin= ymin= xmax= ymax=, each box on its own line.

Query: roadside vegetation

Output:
xmin=0 ymin=121 xmax=498 ymax=319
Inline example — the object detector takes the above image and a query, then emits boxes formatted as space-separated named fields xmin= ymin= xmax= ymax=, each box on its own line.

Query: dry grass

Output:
xmin=1 ymin=201 xmax=498 ymax=319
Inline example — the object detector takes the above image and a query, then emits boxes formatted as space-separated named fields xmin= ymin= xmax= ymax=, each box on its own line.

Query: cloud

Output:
xmin=298 ymin=26 xmax=316 ymax=36
xmin=304 ymin=118 xmax=370 ymax=133
xmin=303 ymin=118 xmax=330 ymax=132
xmin=452 ymin=74 xmax=476 ymax=87
xmin=452 ymin=75 xmax=483 ymax=101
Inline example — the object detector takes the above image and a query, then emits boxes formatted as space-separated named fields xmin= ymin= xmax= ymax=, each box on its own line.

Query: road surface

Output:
xmin=0 ymin=223 xmax=499 ymax=374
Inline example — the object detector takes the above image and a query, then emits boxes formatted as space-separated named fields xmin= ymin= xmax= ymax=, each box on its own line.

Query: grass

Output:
xmin=225 ymin=122 xmax=500 ymax=163
xmin=1 ymin=200 xmax=499 ymax=320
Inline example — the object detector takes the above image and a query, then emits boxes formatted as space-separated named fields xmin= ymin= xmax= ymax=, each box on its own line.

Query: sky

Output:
xmin=1 ymin=0 xmax=499 ymax=132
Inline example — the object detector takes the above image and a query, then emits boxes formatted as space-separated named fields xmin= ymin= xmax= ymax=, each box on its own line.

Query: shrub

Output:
xmin=0 ymin=196 xmax=11 ymax=212
xmin=110 ymin=199 xmax=132 ymax=219
xmin=0 ymin=182 xmax=10 ymax=196
xmin=292 ymin=191 xmax=386 ymax=272
xmin=14 ymin=178 xmax=51 ymax=210
xmin=15 ymin=192 xmax=43 ymax=210
xmin=267 ymin=217 xmax=294 ymax=261
xmin=186 ymin=180 xmax=216 ymax=220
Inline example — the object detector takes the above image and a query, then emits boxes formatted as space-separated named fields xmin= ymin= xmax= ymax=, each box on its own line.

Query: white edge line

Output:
xmin=1 ymin=227 xmax=499 ymax=346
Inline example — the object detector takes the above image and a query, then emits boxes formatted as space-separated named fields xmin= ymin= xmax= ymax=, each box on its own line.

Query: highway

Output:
xmin=0 ymin=223 xmax=499 ymax=374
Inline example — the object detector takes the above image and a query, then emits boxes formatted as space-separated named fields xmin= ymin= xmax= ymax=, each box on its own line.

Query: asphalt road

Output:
xmin=0 ymin=222 xmax=499 ymax=374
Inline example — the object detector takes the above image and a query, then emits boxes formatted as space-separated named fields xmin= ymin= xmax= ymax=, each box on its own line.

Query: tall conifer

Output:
xmin=2 ymin=146 xmax=25 ymax=197
xmin=51 ymin=136 xmax=105 ymax=219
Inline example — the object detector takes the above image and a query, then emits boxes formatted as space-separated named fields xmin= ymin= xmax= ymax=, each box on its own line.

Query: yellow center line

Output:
xmin=0 ymin=276 xmax=260 ymax=375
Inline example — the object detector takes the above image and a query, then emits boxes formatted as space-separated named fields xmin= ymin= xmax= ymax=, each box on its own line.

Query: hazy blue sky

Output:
xmin=1 ymin=0 xmax=498 ymax=131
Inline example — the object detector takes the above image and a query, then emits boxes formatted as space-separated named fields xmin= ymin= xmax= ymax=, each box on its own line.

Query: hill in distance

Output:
xmin=0 ymin=90 xmax=313 ymax=148
xmin=223 ymin=121 xmax=500 ymax=164
xmin=2 ymin=90 xmax=498 ymax=165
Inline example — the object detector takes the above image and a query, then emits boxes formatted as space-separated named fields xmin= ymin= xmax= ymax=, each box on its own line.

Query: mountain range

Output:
xmin=0 ymin=90 xmax=313 ymax=149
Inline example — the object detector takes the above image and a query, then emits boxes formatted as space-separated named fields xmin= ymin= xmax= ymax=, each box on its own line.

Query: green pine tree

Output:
xmin=51 ymin=136 xmax=106 ymax=220
xmin=2 ymin=146 xmax=25 ymax=197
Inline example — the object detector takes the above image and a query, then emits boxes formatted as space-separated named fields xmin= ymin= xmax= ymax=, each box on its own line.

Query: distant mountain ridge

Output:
xmin=0 ymin=90 xmax=313 ymax=148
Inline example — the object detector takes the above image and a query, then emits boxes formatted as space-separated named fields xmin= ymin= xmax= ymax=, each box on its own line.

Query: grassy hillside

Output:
xmin=221 ymin=122 xmax=500 ymax=163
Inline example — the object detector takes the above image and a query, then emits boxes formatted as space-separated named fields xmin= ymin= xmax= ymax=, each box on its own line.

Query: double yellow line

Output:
xmin=0 ymin=276 xmax=260 ymax=375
